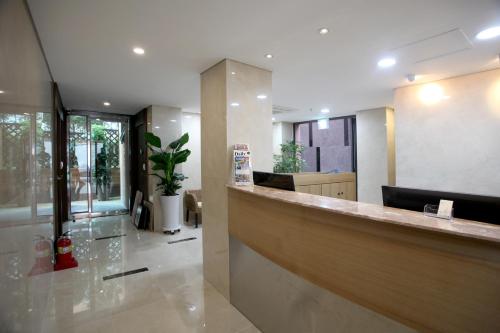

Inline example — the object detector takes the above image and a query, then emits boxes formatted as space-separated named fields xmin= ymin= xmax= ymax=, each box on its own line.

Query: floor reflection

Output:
xmin=0 ymin=216 xmax=259 ymax=332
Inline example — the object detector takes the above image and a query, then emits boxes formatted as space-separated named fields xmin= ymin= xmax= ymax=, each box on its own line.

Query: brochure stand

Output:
xmin=233 ymin=144 xmax=253 ymax=185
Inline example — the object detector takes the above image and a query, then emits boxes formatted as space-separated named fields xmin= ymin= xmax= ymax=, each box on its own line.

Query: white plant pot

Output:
xmin=160 ymin=195 xmax=181 ymax=233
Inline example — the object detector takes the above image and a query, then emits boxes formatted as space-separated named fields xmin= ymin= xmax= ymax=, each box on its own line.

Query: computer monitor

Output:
xmin=253 ymin=171 xmax=295 ymax=191
xmin=382 ymin=186 xmax=500 ymax=225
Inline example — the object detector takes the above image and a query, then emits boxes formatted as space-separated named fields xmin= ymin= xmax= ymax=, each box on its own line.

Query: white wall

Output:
xmin=181 ymin=112 xmax=201 ymax=190
xmin=149 ymin=105 xmax=182 ymax=231
xmin=356 ymin=107 xmax=395 ymax=204
xmin=272 ymin=122 xmax=294 ymax=155
xmin=272 ymin=123 xmax=281 ymax=155
xmin=394 ymin=69 xmax=500 ymax=197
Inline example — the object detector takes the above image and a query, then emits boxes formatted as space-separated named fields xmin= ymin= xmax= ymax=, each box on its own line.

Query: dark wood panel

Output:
xmin=130 ymin=108 xmax=149 ymax=209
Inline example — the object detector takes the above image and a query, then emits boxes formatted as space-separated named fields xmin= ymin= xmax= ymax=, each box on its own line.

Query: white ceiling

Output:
xmin=28 ymin=0 xmax=500 ymax=122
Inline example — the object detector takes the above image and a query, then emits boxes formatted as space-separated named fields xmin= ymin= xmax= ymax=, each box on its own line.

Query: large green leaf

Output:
xmin=168 ymin=133 xmax=189 ymax=151
xmin=145 ymin=132 xmax=162 ymax=148
xmin=148 ymin=152 xmax=169 ymax=164
xmin=173 ymin=149 xmax=191 ymax=164
xmin=151 ymin=164 xmax=166 ymax=171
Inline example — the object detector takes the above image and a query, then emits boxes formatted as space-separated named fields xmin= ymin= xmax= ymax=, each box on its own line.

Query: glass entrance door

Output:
xmin=68 ymin=114 xmax=129 ymax=216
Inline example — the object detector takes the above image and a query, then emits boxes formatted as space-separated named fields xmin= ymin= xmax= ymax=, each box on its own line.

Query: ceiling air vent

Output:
xmin=272 ymin=105 xmax=299 ymax=115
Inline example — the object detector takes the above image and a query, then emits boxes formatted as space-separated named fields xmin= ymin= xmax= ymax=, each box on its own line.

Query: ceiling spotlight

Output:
xmin=230 ymin=102 xmax=240 ymax=107
xmin=320 ymin=108 xmax=330 ymax=114
xmin=319 ymin=27 xmax=329 ymax=35
xmin=133 ymin=47 xmax=145 ymax=55
xmin=154 ymin=126 xmax=160 ymax=129
xmin=377 ymin=57 xmax=396 ymax=68
xmin=103 ymin=101 xmax=110 ymax=106
xmin=231 ymin=71 xmax=236 ymax=75
xmin=185 ymin=115 xmax=192 ymax=119
xmin=170 ymin=119 xmax=177 ymax=123
xmin=272 ymin=117 xmax=276 ymax=121
xmin=476 ymin=26 xmax=500 ymax=40
xmin=257 ymin=94 xmax=267 ymax=100
xmin=0 ymin=90 xmax=4 ymax=94
xmin=265 ymin=54 xmax=273 ymax=59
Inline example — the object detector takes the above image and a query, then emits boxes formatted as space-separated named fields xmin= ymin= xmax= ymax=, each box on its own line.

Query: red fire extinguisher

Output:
xmin=28 ymin=235 xmax=53 ymax=276
xmin=54 ymin=234 xmax=78 ymax=271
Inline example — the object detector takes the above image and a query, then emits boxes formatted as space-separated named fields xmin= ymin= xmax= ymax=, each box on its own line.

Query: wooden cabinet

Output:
xmin=295 ymin=185 xmax=309 ymax=194
xmin=292 ymin=173 xmax=357 ymax=201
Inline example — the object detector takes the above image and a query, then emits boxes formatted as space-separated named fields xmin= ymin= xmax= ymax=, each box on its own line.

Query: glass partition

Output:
xmin=0 ymin=112 xmax=53 ymax=224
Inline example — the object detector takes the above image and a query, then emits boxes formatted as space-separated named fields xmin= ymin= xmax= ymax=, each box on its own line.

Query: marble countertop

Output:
xmin=228 ymin=185 xmax=500 ymax=244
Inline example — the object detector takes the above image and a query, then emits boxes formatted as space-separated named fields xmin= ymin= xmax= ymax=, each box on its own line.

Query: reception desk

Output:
xmin=228 ymin=185 xmax=500 ymax=333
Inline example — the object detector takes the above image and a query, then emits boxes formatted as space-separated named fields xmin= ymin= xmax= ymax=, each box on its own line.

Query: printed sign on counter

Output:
xmin=437 ymin=199 xmax=454 ymax=219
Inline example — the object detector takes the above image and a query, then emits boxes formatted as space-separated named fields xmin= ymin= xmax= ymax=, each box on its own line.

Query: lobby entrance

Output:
xmin=67 ymin=113 xmax=130 ymax=217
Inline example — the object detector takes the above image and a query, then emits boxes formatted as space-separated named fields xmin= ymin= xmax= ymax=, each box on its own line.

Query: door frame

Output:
xmin=66 ymin=110 xmax=131 ymax=219
xmin=52 ymin=83 xmax=67 ymax=237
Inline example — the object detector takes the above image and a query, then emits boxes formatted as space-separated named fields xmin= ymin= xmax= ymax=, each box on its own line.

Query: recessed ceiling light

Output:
xmin=170 ymin=119 xmax=177 ymax=123
xmin=476 ymin=26 xmax=500 ymax=40
xmin=185 ymin=115 xmax=192 ymax=119
xmin=272 ymin=117 xmax=276 ymax=121
xmin=257 ymin=94 xmax=267 ymax=100
xmin=154 ymin=126 xmax=160 ymax=129
xmin=0 ymin=90 xmax=4 ymax=94
xmin=377 ymin=57 xmax=396 ymax=68
xmin=320 ymin=108 xmax=330 ymax=114
xmin=23 ymin=113 xmax=30 ymax=116
xmin=133 ymin=47 xmax=145 ymax=55
xmin=231 ymin=71 xmax=236 ymax=75
xmin=103 ymin=101 xmax=110 ymax=106
xmin=265 ymin=54 xmax=273 ymax=59
xmin=231 ymin=102 xmax=240 ymax=107
xmin=319 ymin=27 xmax=329 ymax=35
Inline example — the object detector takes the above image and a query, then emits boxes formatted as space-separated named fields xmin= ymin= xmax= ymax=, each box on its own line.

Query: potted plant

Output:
xmin=273 ymin=140 xmax=306 ymax=173
xmin=95 ymin=146 xmax=111 ymax=201
xmin=145 ymin=132 xmax=191 ymax=234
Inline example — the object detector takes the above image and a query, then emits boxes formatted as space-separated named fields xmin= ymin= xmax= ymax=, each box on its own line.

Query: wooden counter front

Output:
xmin=228 ymin=185 xmax=500 ymax=333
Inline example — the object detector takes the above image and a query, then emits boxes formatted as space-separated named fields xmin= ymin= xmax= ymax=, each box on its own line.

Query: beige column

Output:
xmin=356 ymin=107 xmax=395 ymax=204
xmin=201 ymin=59 xmax=273 ymax=299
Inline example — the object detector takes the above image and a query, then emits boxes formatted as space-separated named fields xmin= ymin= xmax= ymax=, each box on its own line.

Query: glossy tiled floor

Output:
xmin=1 ymin=216 xmax=259 ymax=333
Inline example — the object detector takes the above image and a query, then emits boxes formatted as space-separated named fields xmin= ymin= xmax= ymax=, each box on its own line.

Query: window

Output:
xmin=293 ymin=116 xmax=356 ymax=173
